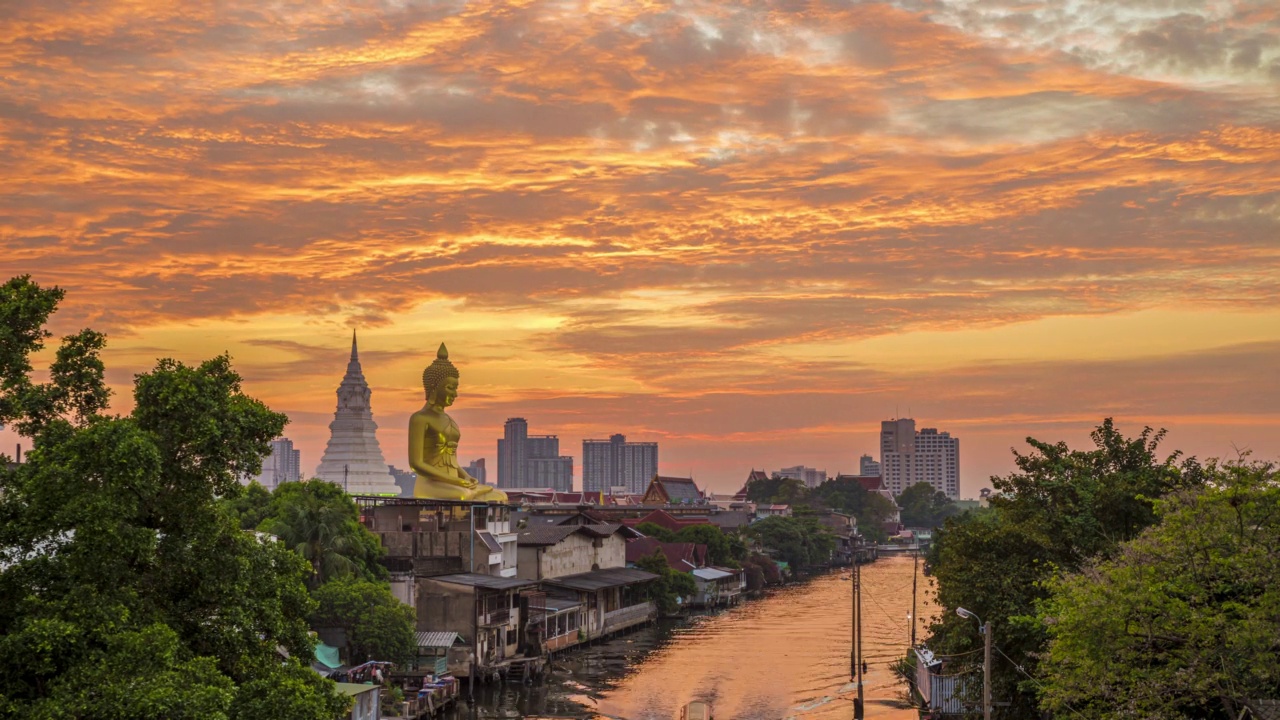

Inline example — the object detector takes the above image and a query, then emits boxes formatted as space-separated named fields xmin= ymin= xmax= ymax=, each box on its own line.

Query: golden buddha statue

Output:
xmin=409 ymin=344 xmax=507 ymax=502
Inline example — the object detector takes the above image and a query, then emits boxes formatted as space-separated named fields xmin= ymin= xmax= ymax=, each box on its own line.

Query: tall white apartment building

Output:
xmin=858 ymin=454 xmax=881 ymax=477
xmin=583 ymin=434 xmax=659 ymax=495
xmin=880 ymin=418 xmax=960 ymax=498
xmin=777 ymin=465 xmax=828 ymax=489
xmin=245 ymin=436 xmax=302 ymax=490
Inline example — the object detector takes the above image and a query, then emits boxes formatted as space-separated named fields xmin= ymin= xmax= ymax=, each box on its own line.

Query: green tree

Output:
xmin=0 ymin=276 xmax=347 ymax=720
xmin=673 ymin=524 xmax=737 ymax=567
xmin=748 ymin=515 xmax=834 ymax=574
xmin=1038 ymin=462 xmax=1280 ymax=719
xmin=745 ymin=475 xmax=807 ymax=505
xmin=634 ymin=551 xmax=698 ymax=614
xmin=807 ymin=477 xmax=896 ymax=542
xmin=896 ymin=481 xmax=958 ymax=528
xmin=224 ymin=481 xmax=274 ymax=530
xmin=925 ymin=419 xmax=1204 ymax=716
xmin=310 ymin=579 xmax=416 ymax=665
xmin=259 ymin=480 xmax=387 ymax=587
xmin=634 ymin=521 xmax=675 ymax=542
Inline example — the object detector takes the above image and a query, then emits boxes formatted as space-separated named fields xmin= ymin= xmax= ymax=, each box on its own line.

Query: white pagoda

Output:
xmin=314 ymin=331 xmax=400 ymax=496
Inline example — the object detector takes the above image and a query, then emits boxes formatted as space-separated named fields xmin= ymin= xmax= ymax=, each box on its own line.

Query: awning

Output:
xmin=543 ymin=567 xmax=658 ymax=592
xmin=415 ymin=631 xmax=462 ymax=649
xmin=692 ymin=567 xmax=733 ymax=581
xmin=314 ymin=642 xmax=343 ymax=669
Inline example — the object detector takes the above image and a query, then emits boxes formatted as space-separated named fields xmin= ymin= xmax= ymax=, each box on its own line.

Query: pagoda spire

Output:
xmin=350 ymin=329 xmax=358 ymax=362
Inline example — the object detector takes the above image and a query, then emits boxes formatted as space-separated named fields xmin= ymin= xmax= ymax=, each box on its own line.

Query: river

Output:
xmin=450 ymin=556 xmax=937 ymax=719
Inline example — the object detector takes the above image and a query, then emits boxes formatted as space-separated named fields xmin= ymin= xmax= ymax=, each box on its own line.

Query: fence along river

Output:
xmin=452 ymin=555 xmax=938 ymax=719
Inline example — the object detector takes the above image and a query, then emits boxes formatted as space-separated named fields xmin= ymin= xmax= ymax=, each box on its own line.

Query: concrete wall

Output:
xmin=524 ymin=533 xmax=628 ymax=580
xmin=416 ymin=579 xmax=476 ymax=636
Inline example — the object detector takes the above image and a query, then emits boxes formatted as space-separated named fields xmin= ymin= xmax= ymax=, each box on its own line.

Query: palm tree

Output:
xmin=261 ymin=482 xmax=365 ymax=587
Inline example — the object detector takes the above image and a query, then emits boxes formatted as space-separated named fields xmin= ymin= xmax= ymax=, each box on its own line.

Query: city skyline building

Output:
xmin=497 ymin=418 xmax=573 ymax=491
xmin=776 ymin=465 xmax=827 ymax=489
xmin=880 ymin=418 xmax=960 ymax=498
xmin=243 ymin=436 xmax=302 ymax=490
xmin=464 ymin=458 xmax=487 ymax=484
xmin=583 ymin=434 xmax=659 ymax=495
xmin=858 ymin=454 xmax=881 ymax=477
xmin=314 ymin=332 xmax=400 ymax=496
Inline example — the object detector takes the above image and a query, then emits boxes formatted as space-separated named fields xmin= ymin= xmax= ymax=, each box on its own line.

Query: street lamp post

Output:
xmin=956 ymin=607 xmax=992 ymax=720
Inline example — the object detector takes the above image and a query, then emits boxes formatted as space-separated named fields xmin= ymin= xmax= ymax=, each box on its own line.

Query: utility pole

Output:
xmin=854 ymin=558 xmax=864 ymax=719
xmin=910 ymin=550 xmax=918 ymax=648
xmin=983 ymin=620 xmax=993 ymax=720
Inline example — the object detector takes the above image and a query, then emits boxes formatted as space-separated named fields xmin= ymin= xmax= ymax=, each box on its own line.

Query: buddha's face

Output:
xmin=432 ymin=376 xmax=459 ymax=408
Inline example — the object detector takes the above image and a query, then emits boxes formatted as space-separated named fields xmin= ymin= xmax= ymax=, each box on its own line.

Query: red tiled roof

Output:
xmin=623 ymin=508 xmax=713 ymax=533
xmin=626 ymin=538 xmax=707 ymax=572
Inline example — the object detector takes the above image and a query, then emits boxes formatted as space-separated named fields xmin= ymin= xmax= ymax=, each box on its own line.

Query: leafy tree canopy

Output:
xmin=0 ymin=276 xmax=347 ymax=720
xmin=634 ymin=551 xmax=698 ymax=615
xmin=748 ymin=515 xmax=834 ymax=574
xmin=310 ymin=579 xmax=416 ymax=666
xmin=634 ymin=521 xmax=675 ymax=542
xmin=744 ymin=476 xmax=806 ymax=505
xmin=256 ymin=480 xmax=387 ymax=587
xmin=807 ymin=477 xmax=897 ymax=542
xmin=896 ymin=482 xmax=959 ymax=529
xmin=924 ymin=419 xmax=1206 ymax=716
xmin=1038 ymin=461 xmax=1280 ymax=719
xmin=672 ymin=524 xmax=739 ymax=567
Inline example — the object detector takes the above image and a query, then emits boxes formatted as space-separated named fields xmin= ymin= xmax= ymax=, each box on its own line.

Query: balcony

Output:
xmin=602 ymin=602 xmax=654 ymax=633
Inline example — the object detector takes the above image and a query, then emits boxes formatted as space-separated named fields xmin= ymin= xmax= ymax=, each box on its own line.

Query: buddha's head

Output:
xmin=422 ymin=343 xmax=460 ymax=407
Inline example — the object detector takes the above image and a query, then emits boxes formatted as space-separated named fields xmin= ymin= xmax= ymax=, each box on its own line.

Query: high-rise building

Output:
xmin=497 ymin=418 xmax=572 ymax=491
xmin=879 ymin=418 xmax=960 ymax=498
xmin=464 ymin=458 xmax=487 ymax=484
xmin=314 ymin=331 xmax=400 ymax=496
xmin=777 ymin=465 xmax=827 ymax=489
xmin=244 ymin=436 xmax=302 ymax=490
xmin=858 ymin=454 xmax=881 ymax=477
xmin=582 ymin=434 xmax=659 ymax=495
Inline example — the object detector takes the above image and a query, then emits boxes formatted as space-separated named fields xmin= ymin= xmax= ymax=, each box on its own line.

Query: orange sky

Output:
xmin=2 ymin=0 xmax=1278 ymax=496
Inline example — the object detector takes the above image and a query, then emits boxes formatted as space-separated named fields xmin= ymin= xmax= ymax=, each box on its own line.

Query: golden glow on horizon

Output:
xmin=1 ymin=0 xmax=1277 ymax=493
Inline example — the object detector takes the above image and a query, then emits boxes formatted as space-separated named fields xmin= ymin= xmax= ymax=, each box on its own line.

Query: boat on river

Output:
xmin=681 ymin=700 xmax=713 ymax=720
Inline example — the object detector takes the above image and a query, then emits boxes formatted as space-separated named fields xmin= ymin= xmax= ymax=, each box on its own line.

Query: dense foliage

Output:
xmin=634 ymin=551 xmax=698 ymax=614
xmin=748 ymin=474 xmax=898 ymax=542
xmin=225 ymin=479 xmax=412 ymax=666
xmin=925 ymin=419 xmax=1205 ymax=716
xmin=747 ymin=515 xmax=834 ymax=574
xmin=253 ymin=480 xmax=387 ymax=587
xmin=310 ymin=579 xmax=417 ymax=666
xmin=672 ymin=524 xmax=745 ymax=567
xmin=0 ymin=276 xmax=347 ymax=720
xmin=1038 ymin=462 xmax=1280 ymax=719
xmin=895 ymin=481 xmax=959 ymax=528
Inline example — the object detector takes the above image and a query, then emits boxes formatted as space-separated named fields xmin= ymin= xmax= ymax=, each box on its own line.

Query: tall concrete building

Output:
xmin=777 ymin=465 xmax=827 ymax=489
xmin=582 ymin=434 xmax=659 ymax=495
xmin=880 ymin=418 xmax=960 ymax=498
xmin=497 ymin=418 xmax=573 ymax=491
xmin=464 ymin=458 xmax=487 ymax=484
xmin=314 ymin=332 xmax=400 ymax=496
xmin=243 ymin=436 xmax=302 ymax=490
xmin=858 ymin=454 xmax=881 ymax=477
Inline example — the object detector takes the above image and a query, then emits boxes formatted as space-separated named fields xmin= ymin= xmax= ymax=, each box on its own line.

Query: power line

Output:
xmin=992 ymin=645 xmax=1091 ymax=720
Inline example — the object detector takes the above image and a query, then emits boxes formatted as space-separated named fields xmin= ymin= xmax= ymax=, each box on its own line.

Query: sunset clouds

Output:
xmin=2 ymin=0 xmax=1277 ymax=492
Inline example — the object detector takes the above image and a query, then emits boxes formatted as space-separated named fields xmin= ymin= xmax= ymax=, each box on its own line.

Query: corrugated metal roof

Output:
xmin=415 ymin=631 xmax=462 ymax=649
xmin=426 ymin=573 xmax=537 ymax=590
xmin=692 ymin=567 xmax=733 ymax=581
xmin=543 ymin=567 xmax=659 ymax=591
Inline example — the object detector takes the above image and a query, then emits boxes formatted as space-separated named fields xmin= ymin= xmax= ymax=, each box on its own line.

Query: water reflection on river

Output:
xmin=451 ymin=556 xmax=937 ymax=720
